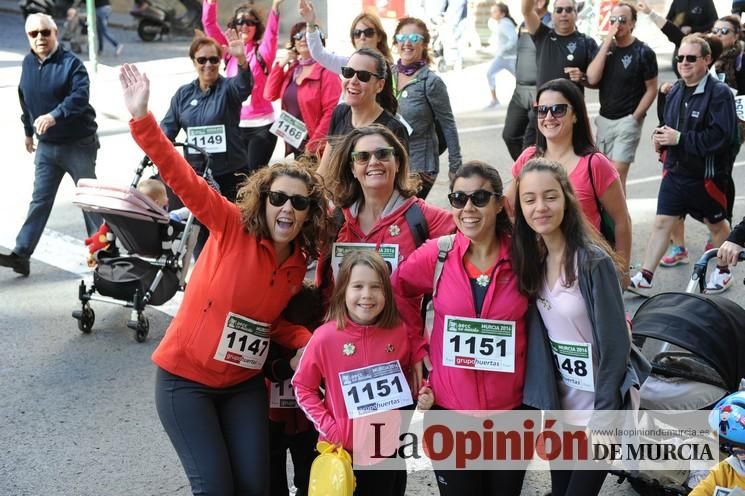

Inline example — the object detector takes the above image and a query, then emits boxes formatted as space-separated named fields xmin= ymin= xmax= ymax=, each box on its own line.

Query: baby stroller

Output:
xmin=70 ymin=143 xmax=206 ymax=342
xmin=614 ymin=249 xmax=745 ymax=494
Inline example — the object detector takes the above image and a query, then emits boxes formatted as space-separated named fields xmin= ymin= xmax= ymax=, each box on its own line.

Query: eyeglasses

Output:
xmin=350 ymin=147 xmax=395 ymax=164
xmin=675 ymin=54 xmax=701 ymax=63
xmin=341 ymin=66 xmax=383 ymax=82
xmin=609 ymin=15 xmax=627 ymax=24
xmin=293 ymin=31 xmax=306 ymax=40
xmin=266 ymin=191 xmax=312 ymax=210
xmin=28 ymin=29 xmax=52 ymax=38
xmin=195 ymin=56 xmax=221 ymax=65
xmin=235 ymin=17 xmax=258 ymax=26
xmin=395 ymin=33 xmax=425 ymax=44
xmin=712 ymin=27 xmax=733 ymax=35
xmin=535 ymin=103 xmax=572 ymax=119
xmin=554 ymin=6 xmax=575 ymax=14
xmin=353 ymin=27 xmax=376 ymax=39
xmin=448 ymin=190 xmax=500 ymax=209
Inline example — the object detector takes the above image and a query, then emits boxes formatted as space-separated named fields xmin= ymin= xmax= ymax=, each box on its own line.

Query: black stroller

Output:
xmin=70 ymin=143 xmax=208 ymax=342
xmin=614 ymin=249 xmax=745 ymax=495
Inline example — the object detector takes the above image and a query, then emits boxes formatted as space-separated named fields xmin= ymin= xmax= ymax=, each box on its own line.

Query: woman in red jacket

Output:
xmin=119 ymin=63 xmax=333 ymax=496
xmin=264 ymin=21 xmax=341 ymax=158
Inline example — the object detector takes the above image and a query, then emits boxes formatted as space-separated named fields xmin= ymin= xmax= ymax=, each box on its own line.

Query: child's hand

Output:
xmin=417 ymin=385 xmax=434 ymax=411
xmin=290 ymin=346 xmax=305 ymax=370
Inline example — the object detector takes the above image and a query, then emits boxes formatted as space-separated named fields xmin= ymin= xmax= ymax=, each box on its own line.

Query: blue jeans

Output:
xmin=15 ymin=135 xmax=101 ymax=258
xmin=155 ymin=368 xmax=270 ymax=495
xmin=96 ymin=5 xmax=119 ymax=52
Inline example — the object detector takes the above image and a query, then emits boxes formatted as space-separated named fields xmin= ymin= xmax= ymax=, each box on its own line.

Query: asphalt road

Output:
xmin=0 ymin=9 xmax=743 ymax=496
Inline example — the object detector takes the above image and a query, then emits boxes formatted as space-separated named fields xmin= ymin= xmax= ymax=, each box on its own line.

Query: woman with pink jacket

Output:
xmin=202 ymin=0 xmax=283 ymax=172
xmin=392 ymin=161 xmax=529 ymax=496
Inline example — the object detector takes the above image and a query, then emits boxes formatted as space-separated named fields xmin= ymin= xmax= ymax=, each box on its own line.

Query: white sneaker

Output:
xmin=630 ymin=271 xmax=653 ymax=290
xmin=705 ymin=268 xmax=733 ymax=294
xmin=116 ymin=43 xmax=124 ymax=56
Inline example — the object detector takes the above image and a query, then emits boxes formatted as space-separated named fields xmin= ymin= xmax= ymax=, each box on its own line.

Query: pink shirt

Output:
xmin=513 ymin=146 xmax=619 ymax=230
xmin=537 ymin=274 xmax=597 ymax=426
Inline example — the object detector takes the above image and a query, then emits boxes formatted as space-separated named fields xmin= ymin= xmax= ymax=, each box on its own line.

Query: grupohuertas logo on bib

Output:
xmin=351 ymin=409 xmax=718 ymax=472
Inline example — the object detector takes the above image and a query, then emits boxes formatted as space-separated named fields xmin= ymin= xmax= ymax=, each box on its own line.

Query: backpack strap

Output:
xmin=432 ymin=234 xmax=455 ymax=298
xmin=404 ymin=201 xmax=430 ymax=248
xmin=253 ymin=44 xmax=269 ymax=76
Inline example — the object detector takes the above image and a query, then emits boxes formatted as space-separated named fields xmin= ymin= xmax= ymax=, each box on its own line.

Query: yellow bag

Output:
xmin=308 ymin=441 xmax=356 ymax=496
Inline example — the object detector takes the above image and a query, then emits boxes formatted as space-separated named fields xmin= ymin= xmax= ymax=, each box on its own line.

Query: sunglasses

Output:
xmin=448 ymin=190 xmax=500 ymax=209
xmin=350 ymin=147 xmax=395 ymax=164
xmin=609 ymin=15 xmax=627 ymax=24
xmin=554 ymin=6 xmax=575 ymax=14
xmin=235 ymin=17 xmax=258 ymax=26
xmin=395 ymin=33 xmax=425 ymax=44
xmin=712 ymin=27 xmax=733 ymax=35
xmin=675 ymin=54 xmax=701 ymax=63
xmin=293 ymin=31 xmax=306 ymax=40
xmin=28 ymin=29 xmax=52 ymax=38
xmin=195 ymin=56 xmax=221 ymax=65
xmin=353 ymin=27 xmax=376 ymax=39
xmin=535 ymin=103 xmax=572 ymax=119
xmin=341 ymin=66 xmax=383 ymax=82
xmin=266 ymin=191 xmax=312 ymax=210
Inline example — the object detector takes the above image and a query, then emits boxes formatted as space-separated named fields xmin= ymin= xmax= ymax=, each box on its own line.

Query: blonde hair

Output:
xmin=137 ymin=178 xmax=168 ymax=209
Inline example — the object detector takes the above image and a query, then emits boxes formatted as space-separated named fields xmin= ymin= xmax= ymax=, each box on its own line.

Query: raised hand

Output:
xmin=272 ymin=0 xmax=284 ymax=12
xmin=119 ymin=63 xmax=150 ymax=119
xmin=226 ymin=28 xmax=247 ymax=65
xmin=298 ymin=0 xmax=316 ymax=24
xmin=636 ymin=0 xmax=651 ymax=14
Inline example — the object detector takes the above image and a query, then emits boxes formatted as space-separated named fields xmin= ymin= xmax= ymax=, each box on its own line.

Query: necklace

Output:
xmin=464 ymin=258 xmax=497 ymax=288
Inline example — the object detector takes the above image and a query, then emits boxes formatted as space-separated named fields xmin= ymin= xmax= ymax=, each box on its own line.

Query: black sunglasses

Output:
xmin=609 ymin=15 xmax=627 ymax=24
xmin=235 ymin=17 xmax=258 ymax=26
xmin=195 ymin=56 xmax=221 ymax=65
xmin=28 ymin=29 xmax=52 ymax=38
xmin=293 ymin=31 xmax=306 ymax=40
xmin=266 ymin=191 xmax=312 ymax=211
xmin=341 ymin=66 xmax=383 ymax=82
xmin=675 ymin=54 xmax=701 ymax=63
xmin=353 ymin=27 xmax=376 ymax=39
xmin=554 ymin=6 xmax=575 ymax=14
xmin=351 ymin=147 xmax=395 ymax=164
xmin=712 ymin=27 xmax=733 ymax=35
xmin=448 ymin=190 xmax=500 ymax=209
xmin=535 ymin=103 xmax=571 ymax=119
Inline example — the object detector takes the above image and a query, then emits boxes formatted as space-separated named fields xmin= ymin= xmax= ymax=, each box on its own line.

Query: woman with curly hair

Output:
xmin=119 ymin=63 xmax=334 ymax=496
xmin=202 ymin=0 xmax=285 ymax=172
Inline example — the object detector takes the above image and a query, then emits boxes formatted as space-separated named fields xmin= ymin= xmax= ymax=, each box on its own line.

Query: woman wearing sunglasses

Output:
xmin=202 ymin=0 xmax=283 ymax=173
xmin=505 ymin=78 xmax=632 ymax=287
xmin=264 ymin=21 xmax=341 ymax=158
xmin=119 ymin=63 xmax=333 ymax=496
xmin=392 ymin=17 xmax=462 ymax=200
xmin=392 ymin=161 xmax=528 ymax=495
xmin=316 ymin=48 xmax=408 ymax=179
xmin=512 ymin=158 xmax=647 ymax=496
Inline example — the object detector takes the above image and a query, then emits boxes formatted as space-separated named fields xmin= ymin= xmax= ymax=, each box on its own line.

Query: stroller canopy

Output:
xmin=632 ymin=292 xmax=745 ymax=392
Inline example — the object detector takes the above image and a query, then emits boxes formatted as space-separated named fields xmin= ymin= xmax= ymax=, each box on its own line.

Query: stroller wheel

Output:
xmin=134 ymin=314 xmax=149 ymax=343
xmin=73 ymin=305 xmax=95 ymax=334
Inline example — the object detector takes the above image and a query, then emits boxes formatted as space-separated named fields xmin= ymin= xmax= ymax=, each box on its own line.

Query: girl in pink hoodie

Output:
xmin=293 ymin=250 xmax=431 ymax=495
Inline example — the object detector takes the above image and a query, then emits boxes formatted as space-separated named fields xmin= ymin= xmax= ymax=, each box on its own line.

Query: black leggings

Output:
xmin=268 ymin=421 xmax=317 ymax=496
xmin=155 ymin=367 xmax=270 ymax=496
xmin=550 ymin=469 xmax=608 ymax=496
xmin=434 ymin=468 xmax=525 ymax=495
xmin=240 ymin=124 xmax=278 ymax=173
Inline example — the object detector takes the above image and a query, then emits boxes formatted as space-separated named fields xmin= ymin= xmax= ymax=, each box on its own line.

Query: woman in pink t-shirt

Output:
xmin=512 ymin=158 xmax=645 ymax=496
xmin=504 ymin=78 xmax=632 ymax=287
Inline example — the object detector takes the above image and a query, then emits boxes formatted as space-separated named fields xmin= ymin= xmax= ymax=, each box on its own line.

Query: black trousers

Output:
xmin=268 ymin=421 xmax=317 ymax=496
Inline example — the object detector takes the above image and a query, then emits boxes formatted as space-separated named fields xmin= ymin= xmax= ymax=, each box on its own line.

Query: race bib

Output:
xmin=714 ymin=486 xmax=745 ymax=496
xmin=442 ymin=316 xmax=516 ymax=372
xmin=735 ymin=95 xmax=745 ymax=122
xmin=213 ymin=312 xmax=270 ymax=369
xmin=270 ymin=110 xmax=308 ymax=149
xmin=339 ymin=360 xmax=412 ymax=419
xmin=270 ymin=379 xmax=297 ymax=408
xmin=550 ymin=338 xmax=595 ymax=392
xmin=331 ymin=243 xmax=399 ymax=280
xmin=186 ymin=125 xmax=227 ymax=154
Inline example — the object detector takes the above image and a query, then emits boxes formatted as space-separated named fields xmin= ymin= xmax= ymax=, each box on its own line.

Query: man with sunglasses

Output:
xmin=521 ymin=0 xmax=598 ymax=149
xmin=631 ymin=35 xmax=736 ymax=294
xmin=586 ymin=2 xmax=658 ymax=191
xmin=1 ymin=13 xmax=101 ymax=277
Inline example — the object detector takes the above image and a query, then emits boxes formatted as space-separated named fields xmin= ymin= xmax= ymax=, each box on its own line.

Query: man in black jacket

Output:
xmin=0 ymin=13 xmax=101 ymax=277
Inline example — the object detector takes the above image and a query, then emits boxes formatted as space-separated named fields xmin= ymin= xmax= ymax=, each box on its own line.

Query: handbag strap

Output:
xmin=586 ymin=152 xmax=603 ymax=214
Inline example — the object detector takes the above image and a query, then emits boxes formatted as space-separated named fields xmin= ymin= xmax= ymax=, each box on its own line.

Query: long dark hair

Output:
xmin=227 ymin=4 xmax=265 ymax=41
xmin=351 ymin=48 xmax=398 ymax=115
xmin=496 ymin=3 xmax=517 ymax=27
xmin=534 ymin=78 xmax=597 ymax=157
xmin=450 ymin=161 xmax=512 ymax=238
xmin=511 ymin=158 xmax=621 ymax=298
